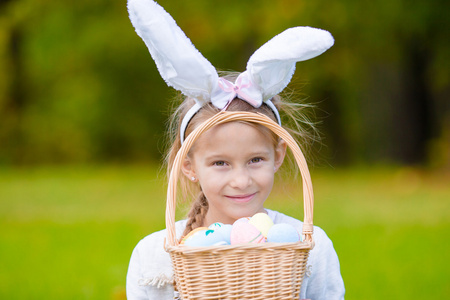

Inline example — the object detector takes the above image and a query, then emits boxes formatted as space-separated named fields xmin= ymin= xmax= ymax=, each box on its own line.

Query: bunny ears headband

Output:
xmin=128 ymin=0 xmax=334 ymax=143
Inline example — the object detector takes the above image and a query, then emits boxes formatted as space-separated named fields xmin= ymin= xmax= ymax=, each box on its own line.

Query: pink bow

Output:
xmin=217 ymin=76 xmax=259 ymax=109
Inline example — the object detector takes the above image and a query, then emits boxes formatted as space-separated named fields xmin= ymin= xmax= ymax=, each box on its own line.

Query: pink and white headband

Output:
xmin=128 ymin=0 xmax=334 ymax=143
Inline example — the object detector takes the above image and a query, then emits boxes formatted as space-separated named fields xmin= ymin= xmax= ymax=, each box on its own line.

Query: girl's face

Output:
xmin=182 ymin=122 xmax=286 ymax=225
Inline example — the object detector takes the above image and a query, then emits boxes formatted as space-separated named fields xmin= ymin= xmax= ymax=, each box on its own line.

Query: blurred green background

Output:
xmin=0 ymin=0 xmax=449 ymax=299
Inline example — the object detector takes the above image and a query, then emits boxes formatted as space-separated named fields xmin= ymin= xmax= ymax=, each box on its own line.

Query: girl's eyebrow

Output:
xmin=203 ymin=150 xmax=272 ymax=160
xmin=202 ymin=153 xmax=229 ymax=161
xmin=247 ymin=150 xmax=272 ymax=157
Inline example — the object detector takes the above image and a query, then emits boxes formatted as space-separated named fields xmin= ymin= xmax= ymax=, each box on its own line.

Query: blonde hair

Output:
xmin=163 ymin=73 xmax=318 ymax=237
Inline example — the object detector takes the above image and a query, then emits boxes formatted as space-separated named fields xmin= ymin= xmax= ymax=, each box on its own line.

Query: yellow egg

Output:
xmin=249 ymin=213 xmax=274 ymax=238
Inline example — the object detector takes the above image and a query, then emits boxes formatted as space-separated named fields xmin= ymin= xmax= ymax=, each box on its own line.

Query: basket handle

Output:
xmin=165 ymin=111 xmax=314 ymax=246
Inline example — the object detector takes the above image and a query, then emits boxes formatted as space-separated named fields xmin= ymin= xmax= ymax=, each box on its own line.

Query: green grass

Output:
xmin=1 ymin=165 xmax=449 ymax=299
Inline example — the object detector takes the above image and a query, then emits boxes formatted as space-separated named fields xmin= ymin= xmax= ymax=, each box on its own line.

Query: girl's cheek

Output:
xmin=204 ymin=167 xmax=227 ymax=178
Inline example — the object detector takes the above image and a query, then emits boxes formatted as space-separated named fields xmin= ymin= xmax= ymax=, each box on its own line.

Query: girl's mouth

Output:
xmin=225 ymin=192 xmax=256 ymax=203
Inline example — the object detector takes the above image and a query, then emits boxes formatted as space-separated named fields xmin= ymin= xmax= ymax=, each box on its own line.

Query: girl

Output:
xmin=126 ymin=0 xmax=345 ymax=299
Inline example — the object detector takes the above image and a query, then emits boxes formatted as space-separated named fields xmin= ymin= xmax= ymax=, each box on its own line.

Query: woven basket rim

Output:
xmin=166 ymin=240 xmax=314 ymax=255
xmin=165 ymin=111 xmax=314 ymax=247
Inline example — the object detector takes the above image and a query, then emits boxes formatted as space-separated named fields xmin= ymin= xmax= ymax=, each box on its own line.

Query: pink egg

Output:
xmin=230 ymin=221 xmax=265 ymax=245
xmin=234 ymin=217 xmax=251 ymax=224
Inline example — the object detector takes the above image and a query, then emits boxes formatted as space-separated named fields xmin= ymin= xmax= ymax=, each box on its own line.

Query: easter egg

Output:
xmin=208 ymin=222 xmax=225 ymax=230
xmin=180 ymin=227 xmax=208 ymax=245
xmin=213 ymin=224 xmax=232 ymax=244
xmin=249 ymin=213 xmax=274 ymax=237
xmin=184 ymin=228 xmax=227 ymax=246
xmin=234 ymin=217 xmax=251 ymax=224
xmin=213 ymin=241 xmax=229 ymax=246
xmin=267 ymin=223 xmax=301 ymax=243
xmin=230 ymin=221 xmax=265 ymax=245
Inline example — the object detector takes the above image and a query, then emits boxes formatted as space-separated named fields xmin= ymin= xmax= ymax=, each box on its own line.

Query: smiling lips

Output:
xmin=225 ymin=192 xmax=257 ymax=203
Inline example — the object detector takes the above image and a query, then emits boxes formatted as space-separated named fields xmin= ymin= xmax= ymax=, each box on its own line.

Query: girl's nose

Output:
xmin=229 ymin=167 xmax=252 ymax=189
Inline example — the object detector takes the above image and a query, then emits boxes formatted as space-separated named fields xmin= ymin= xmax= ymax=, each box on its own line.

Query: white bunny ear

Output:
xmin=128 ymin=2 xmax=334 ymax=144
xmin=127 ymin=0 xmax=218 ymax=104
xmin=247 ymin=27 xmax=334 ymax=101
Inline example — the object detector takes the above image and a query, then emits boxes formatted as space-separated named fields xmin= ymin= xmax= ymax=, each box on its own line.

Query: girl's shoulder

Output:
xmin=127 ymin=221 xmax=187 ymax=298
xmin=135 ymin=220 xmax=187 ymax=253
xmin=129 ymin=220 xmax=187 ymax=280
xmin=266 ymin=208 xmax=303 ymax=226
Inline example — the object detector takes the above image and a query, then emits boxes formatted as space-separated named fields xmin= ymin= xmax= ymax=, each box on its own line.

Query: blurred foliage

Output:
xmin=0 ymin=0 xmax=449 ymax=166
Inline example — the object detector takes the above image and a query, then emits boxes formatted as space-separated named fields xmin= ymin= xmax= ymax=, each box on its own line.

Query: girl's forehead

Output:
xmin=200 ymin=122 xmax=267 ymax=141
xmin=190 ymin=122 xmax=275 ymax=155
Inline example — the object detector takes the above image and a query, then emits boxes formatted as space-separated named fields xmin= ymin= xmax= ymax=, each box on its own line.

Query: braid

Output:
xmin=181 ymin=191 xmax=209 ymax=238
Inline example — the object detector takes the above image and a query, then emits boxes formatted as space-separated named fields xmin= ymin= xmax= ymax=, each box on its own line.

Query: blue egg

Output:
xmin=208 ymin=222 xmax=225 ymax=230
xmin=214 ymin=224 xmax=232 ymax=244
xmin=184 ymin=229 xmax=228 ymax=246
xmin=267 ymin=223 xmax=301 ymax=243
xmin=213 ymin=241 xmax=229 ymax=246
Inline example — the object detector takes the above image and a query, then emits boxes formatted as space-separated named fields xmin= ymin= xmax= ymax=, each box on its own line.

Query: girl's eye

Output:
xmin=213 ymin=161 xmax=226 ymax=166
xmin=250 ymin=157 xmax=263 ymax=164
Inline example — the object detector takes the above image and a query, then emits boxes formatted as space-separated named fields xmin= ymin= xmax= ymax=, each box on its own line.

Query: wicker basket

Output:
xmin=165 ymin=111 xmax=314 ymax=300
